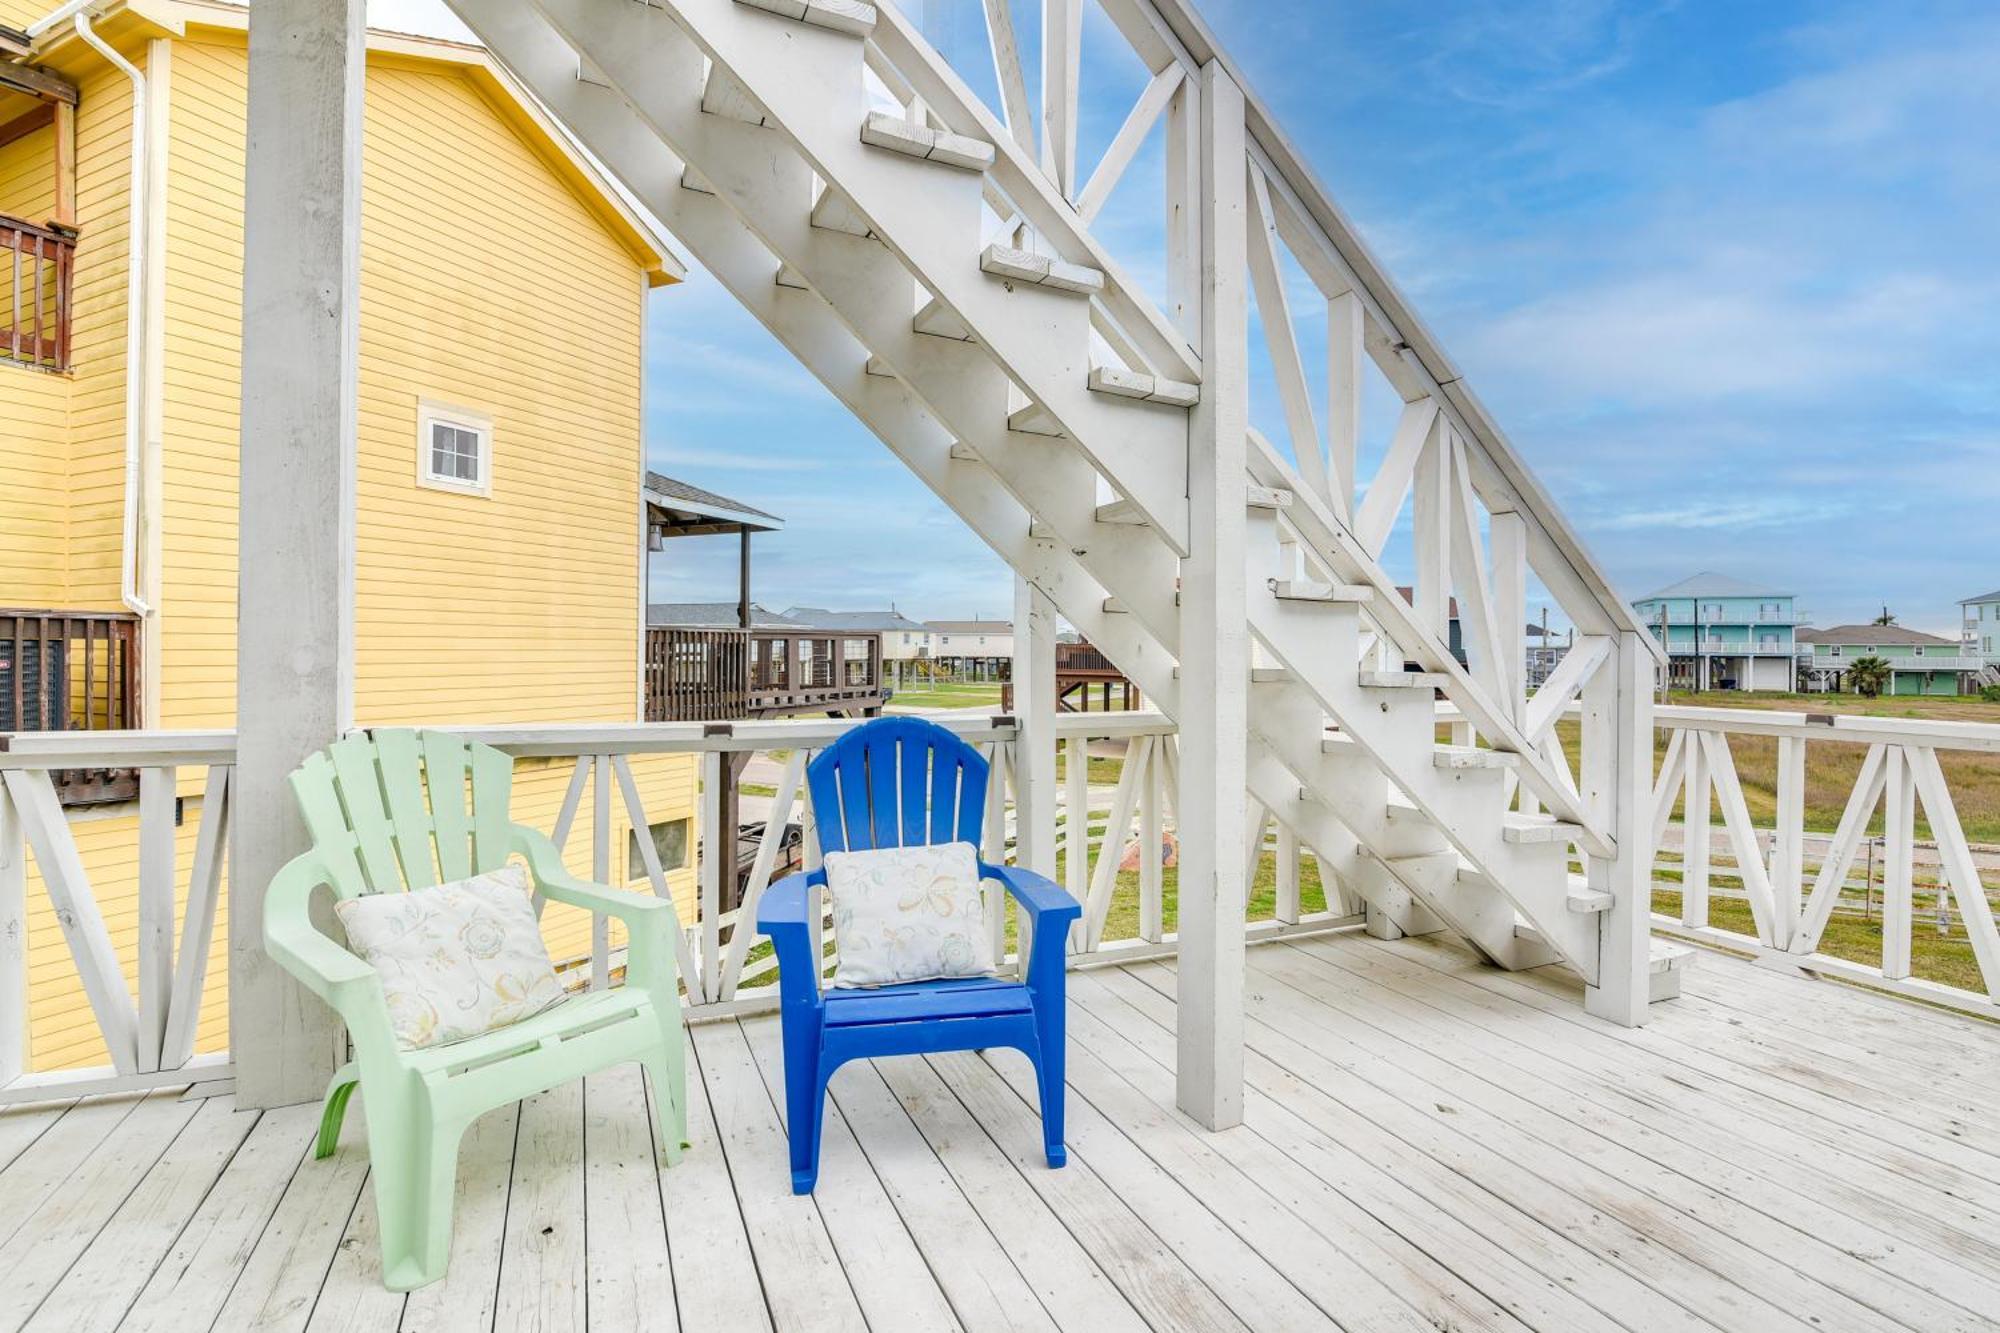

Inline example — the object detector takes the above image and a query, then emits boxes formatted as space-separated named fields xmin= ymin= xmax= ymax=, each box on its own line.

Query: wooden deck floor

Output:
xmin=5 ymin=931 xmax=2000 ymax=1333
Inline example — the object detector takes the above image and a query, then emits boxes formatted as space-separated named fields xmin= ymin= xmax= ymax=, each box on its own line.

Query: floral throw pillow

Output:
xmin=333 ymin=864 xmax=567 ymax=1050
xmin=823 ymin=841 xmax=997 ymax=989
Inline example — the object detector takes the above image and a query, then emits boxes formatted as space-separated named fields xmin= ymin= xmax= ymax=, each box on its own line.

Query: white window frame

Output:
xmin=416 ymin=399 xmax=494 ymax=496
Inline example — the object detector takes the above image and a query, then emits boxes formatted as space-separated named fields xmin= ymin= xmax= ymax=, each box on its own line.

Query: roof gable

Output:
xmin=1636 ymin=572 xmax=1790 ymax=601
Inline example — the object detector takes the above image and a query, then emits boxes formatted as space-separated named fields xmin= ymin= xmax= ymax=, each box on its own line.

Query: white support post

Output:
xmin=230 ymin=0 xmax=363 ymax=1109
xmin=1274 ymin=822 xmax=1300 ymax=925
xmin=1584 ymin=632 xmax=1654 ymax=1025
xmin=1177 ymin=60 xmax=1248 ymax=1130
xmin=1682 ymin=727 xmax=1710 ymax=927
xmin=1584 ymin=632 xmax=1648 ymax=1016
xmin=1012 ymin=577 xmax=1058 ymax=974
xmin=1771 ymin=735 xmax=1807 ymax=951
xmin=1138 ymin=741 xmax=1164 ymax=941
xmin=1882 ymin=745 xmax=1915 ymax=980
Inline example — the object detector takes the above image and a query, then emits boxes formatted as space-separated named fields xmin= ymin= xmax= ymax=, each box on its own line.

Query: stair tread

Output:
xmin=861 ymin=112 xmax=994 ymax=172
xmin=1006 ymin=403 xmax=1064 ymax=437
xmin=700 ymin=63 xmax=768 ymax=125
xmin=1432 ymin=744 xmax=1519 ymax=770
xmin=1358 ymin=669 xmax=1448 ymax=689
xmin=810 ymin=183 xmax=874 ymax=237
xmin=912 ymin=297 xmax=974 ymax=342
xmin=981 ymin=244 xmax=1103 ymax=295
xmin=1651 ymin=938 xmax=1695 ymax=972
xmin=1501 ymin=813 xmax=1585 ymax=845
xmin=1087 ymin=364 xmax=1199 ymax=406
xmin=735 ymin=0 xmax=877 ymax=37
xmin=1271 ymin=579 xmax=1371 ymax=605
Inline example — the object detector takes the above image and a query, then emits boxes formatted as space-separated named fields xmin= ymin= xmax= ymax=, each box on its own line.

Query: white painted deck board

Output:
xmin=2 ymin=934 xmax=1997 ymax=1332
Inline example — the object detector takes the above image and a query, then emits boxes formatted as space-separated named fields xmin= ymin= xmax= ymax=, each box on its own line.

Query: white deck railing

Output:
xmin=0 ymin=712 xmax=1361 ymax=1104
xmin=1646 ymin=704 xmax=2000 ymax=1016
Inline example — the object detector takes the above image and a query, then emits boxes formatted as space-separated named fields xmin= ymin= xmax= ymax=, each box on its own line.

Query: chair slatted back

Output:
xmin=290 ymin=728 xmax=516 ymax=899
xmin=807 ymin=717 xmax=989 ymax=854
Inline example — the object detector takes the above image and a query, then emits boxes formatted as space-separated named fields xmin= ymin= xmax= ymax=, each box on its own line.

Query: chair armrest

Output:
xmin=982 ymin=863 xmax=1079 ymax=988
xmin=756 ymin=870 xmax=827 ymax=1010
xmin=512 ymin=826 xmax=680 ymax=995
xmin=261 ymin=853 xmax=381 ymax=1010
xmin=981 ymin=863 xmax=1081 ymax=924
xmin=511 ymin=826 xmax=673 ymax=924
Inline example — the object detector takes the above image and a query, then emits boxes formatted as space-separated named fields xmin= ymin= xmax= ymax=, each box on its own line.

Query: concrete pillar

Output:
xmin=229 ymin=0 xmax=364 ymax=1108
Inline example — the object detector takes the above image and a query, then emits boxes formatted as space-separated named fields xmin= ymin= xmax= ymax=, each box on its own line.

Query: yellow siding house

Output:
xmin=0 ymin=0 xmax=699 ymax=1071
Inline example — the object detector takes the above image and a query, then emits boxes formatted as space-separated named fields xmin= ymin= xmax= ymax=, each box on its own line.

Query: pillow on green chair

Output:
xmin=334 ymin=865 xmax=567 ymax=1049
xmin=823 ymin=841 xmax=998 ymax=988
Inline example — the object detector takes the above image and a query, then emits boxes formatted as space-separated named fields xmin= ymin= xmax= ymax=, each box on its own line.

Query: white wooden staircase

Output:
xmin=448 ymin=0 xmax=1677 ymax=1029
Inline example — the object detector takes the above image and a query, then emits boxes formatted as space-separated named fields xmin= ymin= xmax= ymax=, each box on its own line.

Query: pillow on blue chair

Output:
xmin=823 ymin=841 xmax=998 ymax=988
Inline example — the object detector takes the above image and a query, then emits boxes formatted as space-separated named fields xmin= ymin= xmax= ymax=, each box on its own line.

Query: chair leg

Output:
xmin=782 ymin=1029 xmax=824 ymax=1194
xmin=315 ymin=1061 xmax=360 ymax=1160
xmin=641 ymin=1046 xmax=687 ymax=1169
xmin=1034 ymin=1023 xmax=1066 ymax=1170
xmin=368 ymin=1094 xmax=464 ymax=1292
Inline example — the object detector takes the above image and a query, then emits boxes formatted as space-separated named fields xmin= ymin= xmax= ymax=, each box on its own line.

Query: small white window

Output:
xmin=417 ymin=401 xmax=492 ymax=495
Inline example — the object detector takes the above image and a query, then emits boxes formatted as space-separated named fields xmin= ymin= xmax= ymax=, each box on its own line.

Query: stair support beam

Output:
xmin=1583 ymin=630 xmax=1655 ymax=1025
xmin=1176 ymin=60 xmax=1249 ymax=1131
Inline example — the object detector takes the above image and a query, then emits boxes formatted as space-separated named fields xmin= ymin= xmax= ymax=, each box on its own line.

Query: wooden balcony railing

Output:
xmin=2 ymin=215 xmax=75 ymax=372
xmin=0 ymin=609 xmax=142 ymax=804
xmin=646 ymin=626 xmax=888 ymax=721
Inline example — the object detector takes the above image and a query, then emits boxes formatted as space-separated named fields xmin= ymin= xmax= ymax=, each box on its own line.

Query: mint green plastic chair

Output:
xmin=262 ymin=729 xmax=687 ymax=1291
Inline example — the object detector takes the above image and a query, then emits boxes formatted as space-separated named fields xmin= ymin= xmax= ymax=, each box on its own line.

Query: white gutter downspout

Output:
xmin=72 ymin=8 xmax=153 ymax=620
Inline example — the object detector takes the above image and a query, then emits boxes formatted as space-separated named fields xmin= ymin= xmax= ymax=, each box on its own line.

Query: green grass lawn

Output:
xmin=887 ymin=682 xmax=1004 ymax=710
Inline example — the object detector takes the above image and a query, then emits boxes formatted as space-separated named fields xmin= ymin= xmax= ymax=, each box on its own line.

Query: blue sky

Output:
xmin=379 ymin=0 xmax=2000 ymax=636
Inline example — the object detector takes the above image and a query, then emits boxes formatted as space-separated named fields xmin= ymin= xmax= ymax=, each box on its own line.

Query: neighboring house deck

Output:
xmin=3 ymin=933 xmax=1997 ymax=1333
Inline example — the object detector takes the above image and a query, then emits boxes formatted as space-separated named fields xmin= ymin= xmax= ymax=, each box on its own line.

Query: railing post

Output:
xmin=0 ymin=786 xmax=25 ymax=1085
xmin=230 ymin=0 xmax=363 ymax=1108
xmin=1011 ymin=578 xmax=1058 ymax=878
xmin=1584 ymin=631 xmax=1654 ymax=1025
xmin=1177 ymin=59 xmax=1249 ymax=1129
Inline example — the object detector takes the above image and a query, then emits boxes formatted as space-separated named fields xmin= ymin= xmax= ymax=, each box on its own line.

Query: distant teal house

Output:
xmin=1798 ymin=626 xmax=1978 ymax=696
xmin=1961 ymin=589 xmax=2000 ymax=661
xmin=1632 ymin=572 xmax=1798 ymax=692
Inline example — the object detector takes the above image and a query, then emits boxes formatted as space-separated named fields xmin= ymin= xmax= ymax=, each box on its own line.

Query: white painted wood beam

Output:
xmin=1176 ymin=59 xmax=1248 ymax=1131
xmin=1581 ymin=632 xmax=1654 ymax=1024
xmin=231 ymin=0 xmax=361 ymax=1108
xmin=1039 ymin=0 xmax=1082 ymax=197
xmin=981 ymin=0 xmax=1034 ymax=154
xmin=1353 ymin=397 xmax=1436 ymax=557
xmin=1077 ymin=63 xmax=1182 ymax=223
xmin=1245 ymin=163 xmax=1328 ymax=510
xmin=1326 ymin=289 xmax=1363 ymax=524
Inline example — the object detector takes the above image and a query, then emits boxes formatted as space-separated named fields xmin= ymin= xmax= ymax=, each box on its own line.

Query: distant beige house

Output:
xmin=929 ymin=618 xmax=1012 ymax=680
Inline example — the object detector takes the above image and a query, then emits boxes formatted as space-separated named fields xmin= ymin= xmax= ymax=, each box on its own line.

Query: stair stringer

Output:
xmin=536 ymin=0 xmax=1196 ymax=545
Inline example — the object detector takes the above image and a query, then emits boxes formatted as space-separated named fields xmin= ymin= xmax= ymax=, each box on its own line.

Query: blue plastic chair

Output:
xmin=757 ymin=717 xmax=1080 ymax=1193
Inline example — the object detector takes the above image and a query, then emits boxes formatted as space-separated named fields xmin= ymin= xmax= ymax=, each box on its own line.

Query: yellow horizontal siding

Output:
xmin=0 ymin=121 xmax=58 ymax=224
xmin=18 ymin=34 xmax=694 ymax=1073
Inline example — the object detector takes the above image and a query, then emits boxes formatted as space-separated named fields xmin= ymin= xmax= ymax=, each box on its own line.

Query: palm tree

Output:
xmin=1872 ymin=606 xmax=1898 ymax=626
xmin=1846 ymin=655 xmax=1891 ymax=697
